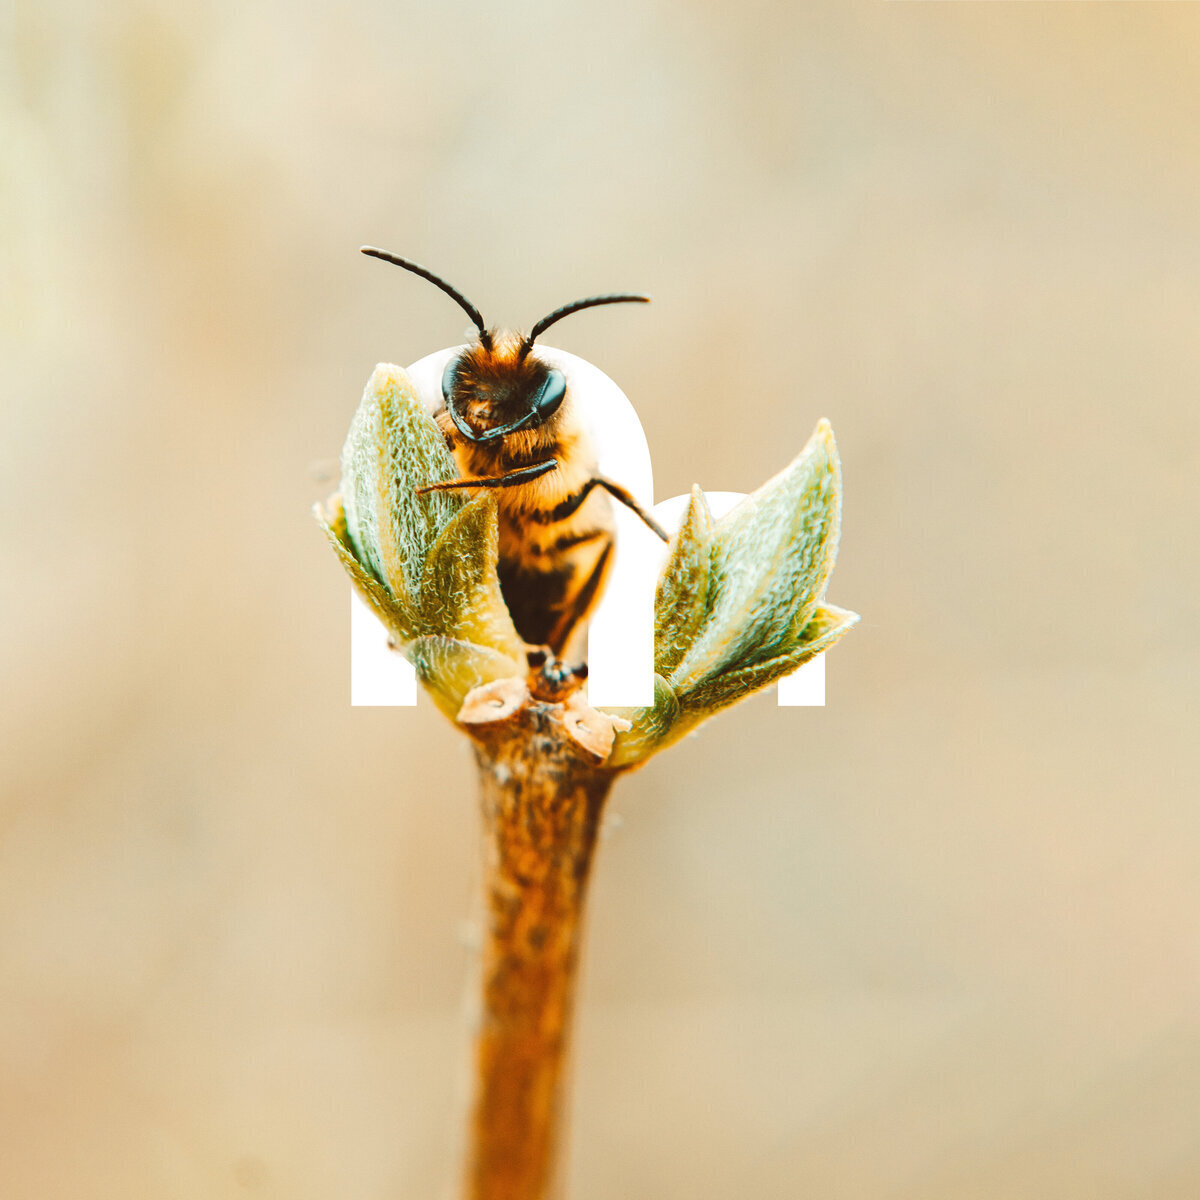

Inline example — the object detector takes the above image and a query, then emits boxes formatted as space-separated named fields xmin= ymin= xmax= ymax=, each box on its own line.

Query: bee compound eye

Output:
xmin=534 ymin=369 xmax=566 ymax=420
xmin=441 ymin=356 xmax=459 ymax=404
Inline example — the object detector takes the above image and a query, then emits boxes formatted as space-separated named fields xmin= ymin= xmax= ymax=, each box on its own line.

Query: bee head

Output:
xmin=361 ymin=246 xmax=649 ymax=444
xmin=440 ymin=334 xmax=568 ymax=444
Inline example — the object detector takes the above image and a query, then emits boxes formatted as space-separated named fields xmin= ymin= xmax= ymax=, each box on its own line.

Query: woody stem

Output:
xmin=464 ymin=711 xmax=614 ymax=1200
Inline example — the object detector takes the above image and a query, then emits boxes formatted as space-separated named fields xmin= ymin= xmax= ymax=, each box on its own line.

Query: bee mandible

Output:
xmin=362 ymin=246 xmax=668 ymax=662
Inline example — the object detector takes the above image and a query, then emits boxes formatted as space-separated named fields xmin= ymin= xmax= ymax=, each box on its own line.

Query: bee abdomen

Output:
xmin=524 ymin=526 xmax=608 ymax=561
xmin=499 ymin=536 xmax=614 ymax=652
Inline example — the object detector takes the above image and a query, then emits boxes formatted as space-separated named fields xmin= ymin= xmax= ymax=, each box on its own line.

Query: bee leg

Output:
xmin=592 ymin=476 xmax=669 ymax=542
xmin=415 ymin=460 xmax=558 ymax=494
xmin=537 ymin=476 xmax=668 ymax=542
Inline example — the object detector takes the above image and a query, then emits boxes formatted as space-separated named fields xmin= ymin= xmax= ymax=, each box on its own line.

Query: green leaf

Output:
xmin=679 ymin=604 xmax=858 ymax=714
xmin=340 ymin=363 xmax=464 ymax=598
xmin=670 ymin=421 xmax=841 ymax=694
xmin=604 ymin=422 xmax=856 ymax=768
xmin=606 ymin=675 xmax=681 ymax=769
xmin=320 ymin=364 xmax=530 ymax=722
xmin=417 ymin=495 xmax=525 ymax=661
xmin=606 ymin=605 xmax=857 ymax=768
xmin=407 ymin=635 xmax=525 ymax=719
xmin=653 ymin=486 xmax=714 ymax=679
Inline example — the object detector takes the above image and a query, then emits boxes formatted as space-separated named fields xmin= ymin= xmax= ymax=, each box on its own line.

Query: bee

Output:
xmin=362 ymin=246 xmax=668 ymax=661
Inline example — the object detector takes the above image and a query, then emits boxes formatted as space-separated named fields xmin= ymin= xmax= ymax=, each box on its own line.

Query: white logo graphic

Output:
xmin=349 ymin=349 xmax=825 ymax=709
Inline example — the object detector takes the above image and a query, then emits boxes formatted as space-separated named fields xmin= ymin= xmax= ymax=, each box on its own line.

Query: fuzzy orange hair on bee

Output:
xmin=362 ymin=246 xmax=668 ymax=661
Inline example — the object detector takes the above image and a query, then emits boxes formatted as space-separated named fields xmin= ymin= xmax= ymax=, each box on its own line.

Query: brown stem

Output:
xmin=465 ymin=703 xmax=615 ymax=1200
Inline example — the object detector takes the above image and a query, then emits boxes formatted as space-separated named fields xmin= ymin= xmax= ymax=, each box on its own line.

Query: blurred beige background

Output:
xmin=4 ymin=2 xmax=1200 ymax=1197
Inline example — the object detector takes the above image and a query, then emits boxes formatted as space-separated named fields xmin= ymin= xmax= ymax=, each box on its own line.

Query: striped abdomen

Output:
xmin=437 ymin=408 xmax=614 ymax=657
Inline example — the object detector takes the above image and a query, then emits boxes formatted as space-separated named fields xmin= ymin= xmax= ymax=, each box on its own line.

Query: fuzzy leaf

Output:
xmin=670 ymin=421 xmax=841 ymax=694
xmin=340 ymin=363 xmax=463 ymax=598
xmin=679 ymin=604 xmax=858 ymax=714
xmin=418 ymin=496 xmax=525 ymax=660
xmin=606 ymin=675 xmax=681 ymax=769
xmin=607 ymin=606 xmax=857 ymax=768
xmin=653 ymin=486 xmax=714 ymax=678
xmin=603 ymin=422 xmax=855 ymax=769
xmin=407 ymin=635 xmax=525 ymax=720
xmin=320 ymin=364 xmax=530 ymax=716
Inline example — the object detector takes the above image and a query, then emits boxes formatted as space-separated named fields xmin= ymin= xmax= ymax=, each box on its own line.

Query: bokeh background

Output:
xmin=5 ymin=3 xmax=1200 ymax=1197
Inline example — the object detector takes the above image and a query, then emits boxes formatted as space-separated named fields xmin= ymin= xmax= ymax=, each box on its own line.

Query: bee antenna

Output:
xmin=360 ymin=247 xmax=492 ymax=350
xmin=521 ymin=293 xmax=650 ymax=357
